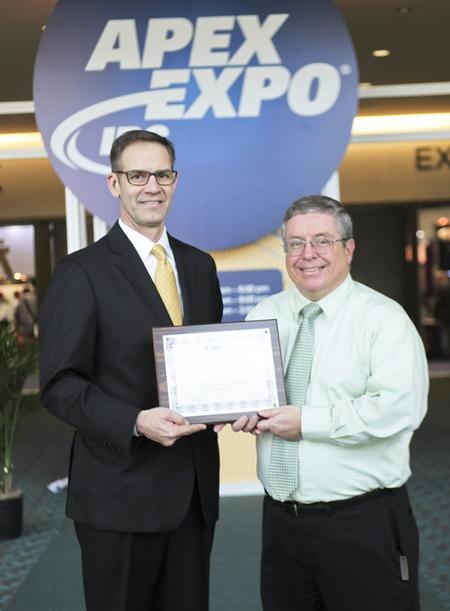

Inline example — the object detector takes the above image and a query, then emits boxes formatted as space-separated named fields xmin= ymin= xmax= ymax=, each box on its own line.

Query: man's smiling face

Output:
xmin=284 ymin=212 xmax=355 ymax=301
xmin=107 ymin=140 xmax=177 ymax=242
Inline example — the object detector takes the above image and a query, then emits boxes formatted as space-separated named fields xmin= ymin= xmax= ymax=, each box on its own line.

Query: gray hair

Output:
xmin=282 ymin=195 xmax=353 ymax=240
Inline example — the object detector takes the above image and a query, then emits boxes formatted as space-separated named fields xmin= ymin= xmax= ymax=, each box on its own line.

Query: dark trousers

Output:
xmin=261 ymin=486 xmax=420 ymax=611
xmin=74 ymin=488 xmax=214 ymax=611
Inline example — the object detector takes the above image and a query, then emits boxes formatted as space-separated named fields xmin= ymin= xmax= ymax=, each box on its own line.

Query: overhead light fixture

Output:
xmin=0 ymin=132 xmax=46 ymax=159
xmin=437 ymin=226 xmax=450 ymax=241
xmin=372 ymin=49 xmax=391 ymax=58
xmin=394 ymin=6 xmax=413 ymax=15
xmin=352 ymin=112 xmax=450 ymax=136
xmin=0 ymin=132 xmax=43 ymax=149
xmin=437 ymin=216 xmax=450 ymax=227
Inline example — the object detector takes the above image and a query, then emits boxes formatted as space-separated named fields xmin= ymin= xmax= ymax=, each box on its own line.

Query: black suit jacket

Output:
xmin=39 ymin=222 xmax=223 ymax=532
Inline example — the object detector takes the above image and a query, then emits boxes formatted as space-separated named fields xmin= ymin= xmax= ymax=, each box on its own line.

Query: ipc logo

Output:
xmin=34 ymin=0 xmax=358 ymax=251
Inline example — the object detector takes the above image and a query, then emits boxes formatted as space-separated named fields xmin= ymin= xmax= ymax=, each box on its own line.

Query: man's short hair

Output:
xmin=282 ymin=195 xmax=353 ymax=240
xmin=110 ymin=130 xmax=176 ymax=170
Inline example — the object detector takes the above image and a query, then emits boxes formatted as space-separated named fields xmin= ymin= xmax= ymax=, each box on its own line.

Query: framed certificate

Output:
xmin=152 ymin=320 xmax=286 ymax=423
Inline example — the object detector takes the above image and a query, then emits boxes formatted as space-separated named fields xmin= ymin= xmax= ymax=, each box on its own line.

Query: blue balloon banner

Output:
xmin=34 ymin=0 xmax=358 ymax=250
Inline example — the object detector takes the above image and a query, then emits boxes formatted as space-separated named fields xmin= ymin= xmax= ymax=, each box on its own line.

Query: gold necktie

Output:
xmin=152 ymin=244 xmax=183 ymax=326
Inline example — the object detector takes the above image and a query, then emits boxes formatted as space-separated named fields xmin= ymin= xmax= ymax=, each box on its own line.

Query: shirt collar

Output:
xmin=118 ymin=219 xmax=172 ymax=261
xmin=317 ymin=274 xmax=354 ymax=320
xmin=289 ymin=274 xmax=354 ymax=321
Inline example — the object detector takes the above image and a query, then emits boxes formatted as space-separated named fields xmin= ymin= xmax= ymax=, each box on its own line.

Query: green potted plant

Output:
xmin=0 ymin=322 xmax=36 ymax=540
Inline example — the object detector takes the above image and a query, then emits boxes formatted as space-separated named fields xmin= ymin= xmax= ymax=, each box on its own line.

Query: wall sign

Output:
xmin=416 ymin=146 xmax=450 ymax=171
xmin=219 ymin=269 xmax=283 ymax=321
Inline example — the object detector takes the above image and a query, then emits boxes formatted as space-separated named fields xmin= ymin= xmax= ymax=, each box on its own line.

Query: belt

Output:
xmin=267 ymin=485 xmax=404 ymax=516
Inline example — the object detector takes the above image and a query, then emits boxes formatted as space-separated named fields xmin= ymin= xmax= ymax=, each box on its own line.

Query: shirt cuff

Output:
xmin=133 ymin=418 xmax=143 ymax=437
xmin=301 ymin=405 xmax=331 ymax=441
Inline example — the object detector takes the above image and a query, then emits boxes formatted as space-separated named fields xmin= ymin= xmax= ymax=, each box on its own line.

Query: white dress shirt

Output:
xmin=246 ymin=274 xmax=428 ymax=503
xmin=119 ymin=220 xmax=184 ymax=436
xmin=118 ymin=219 xmax=184 ymax=312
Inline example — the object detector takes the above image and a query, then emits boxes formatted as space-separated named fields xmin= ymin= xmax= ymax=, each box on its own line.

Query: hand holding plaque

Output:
xmin=153 ymin=320 xmax=286 ymax=423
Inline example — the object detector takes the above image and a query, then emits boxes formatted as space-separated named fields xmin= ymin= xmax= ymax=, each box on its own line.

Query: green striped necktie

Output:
xmin=267 ymin=302 xmax=322 ymax=501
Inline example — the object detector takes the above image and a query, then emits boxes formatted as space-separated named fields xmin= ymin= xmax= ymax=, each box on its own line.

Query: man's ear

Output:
xmin=171 ymin=172 xmax=179 ymax=195
xmin=107 ymin=173 xmax=120 ymax=198
xmin=345 ymin=238 xmax=356 ymax=265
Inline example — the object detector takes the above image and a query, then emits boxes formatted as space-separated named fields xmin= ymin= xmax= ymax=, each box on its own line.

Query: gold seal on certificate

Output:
xmin=153 ymin=320 xmax=286 ymax=423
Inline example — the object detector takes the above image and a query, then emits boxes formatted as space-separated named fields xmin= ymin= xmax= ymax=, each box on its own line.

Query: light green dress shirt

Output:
xmin=246 ymin=274 xmax=428 ymax=503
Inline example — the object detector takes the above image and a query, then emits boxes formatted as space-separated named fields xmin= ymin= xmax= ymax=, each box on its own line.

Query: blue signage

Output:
xmin=219 ymin=269 xmax=283 ymax=321
xmin=34 ymin=0 xmax=358 ymax=251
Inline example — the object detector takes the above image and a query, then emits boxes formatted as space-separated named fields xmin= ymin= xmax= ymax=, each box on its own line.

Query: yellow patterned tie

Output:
xmin=152 ymin=244 xmax=183 ymax=326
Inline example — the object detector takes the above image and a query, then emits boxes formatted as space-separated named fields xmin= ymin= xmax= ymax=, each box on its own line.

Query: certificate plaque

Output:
xmin=152 ymin=320 xmax=286 ymax=423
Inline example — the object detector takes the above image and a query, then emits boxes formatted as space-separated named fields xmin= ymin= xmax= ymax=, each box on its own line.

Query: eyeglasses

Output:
xmin=114 ymin=169 xmax=178 ymax=186
xmin=284 ymin=237 xmax=346 ymax=256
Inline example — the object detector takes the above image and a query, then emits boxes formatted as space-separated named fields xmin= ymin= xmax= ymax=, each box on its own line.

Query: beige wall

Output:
xmin=0 ymin=158 xmax=64 ymax=221
xmin=341 ymin=140 xmax=450 ymax=204
xmin=1 ymin=139 xmax=449 ymax=222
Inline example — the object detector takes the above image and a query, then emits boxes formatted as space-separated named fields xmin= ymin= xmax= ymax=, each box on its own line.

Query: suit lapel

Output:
xmin=169 ymin=234 xmax=196 ymax=325
xmin=107 ymin=222 xmax=173 ymax=326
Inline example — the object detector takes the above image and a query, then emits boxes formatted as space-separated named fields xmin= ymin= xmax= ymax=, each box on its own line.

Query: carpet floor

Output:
xmin=1 ymin=377 xmax=449 ymax=610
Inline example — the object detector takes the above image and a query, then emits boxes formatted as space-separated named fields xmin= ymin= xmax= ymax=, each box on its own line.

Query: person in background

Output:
xmin=0 ymin=291 xmax=13 ymax=326
xmin=14 ymin=286 xmax=37 ymax=345
xmin=12 ymin=290 xmax=22 ymax=310
xmin=39 ymin=130 xmax=223 ymax=611
xmin=223 ymin=195 xmax=428 ymax=611
xmin=434 ymin=271 xmax=450 ymax=358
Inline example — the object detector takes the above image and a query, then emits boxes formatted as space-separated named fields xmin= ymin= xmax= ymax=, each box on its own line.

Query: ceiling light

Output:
xmin=372 ymin=49 xmax=391 ymax=58
xmin=437 ymin=217 xmax=449 ymax=227
xmin=395 ymin=6 xmax=413 ymax=14
xmin=437 ymin=227 xmax=450 ymax=241
xmin=0 ymin=132 xmax=44 ymax=150
xmin=0 ymin=132 xmax=46 ymax=159
xmin=352 ymin=113 xmax=450 ymax=136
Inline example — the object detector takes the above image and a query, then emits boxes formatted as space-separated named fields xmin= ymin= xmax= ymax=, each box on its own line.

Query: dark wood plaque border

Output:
xmin=152 ymin=319 xmax=286 ymax=423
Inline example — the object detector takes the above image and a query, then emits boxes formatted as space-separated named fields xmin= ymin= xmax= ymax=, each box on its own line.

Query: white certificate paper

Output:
xmin=153 ymin=321 xmax=286 ymax=423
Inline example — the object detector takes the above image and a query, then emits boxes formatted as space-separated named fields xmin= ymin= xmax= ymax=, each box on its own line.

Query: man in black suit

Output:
xmin=39 ymin=130 xmax=223 ymax=611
